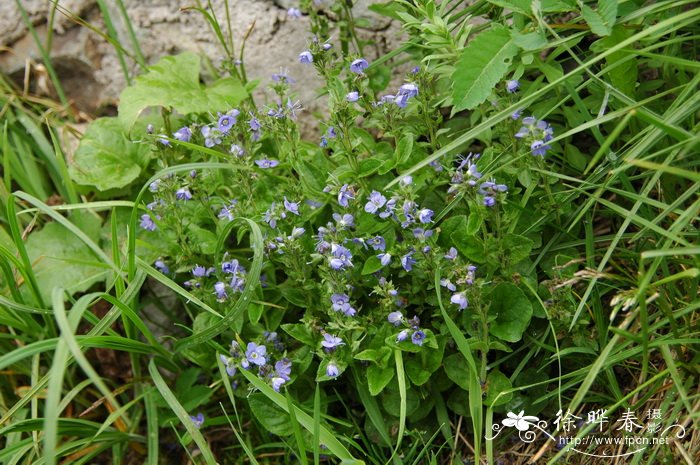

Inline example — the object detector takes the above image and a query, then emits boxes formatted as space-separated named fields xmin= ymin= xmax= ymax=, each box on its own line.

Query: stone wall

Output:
xmin=1 ymin=0 xmax=404 ymax=135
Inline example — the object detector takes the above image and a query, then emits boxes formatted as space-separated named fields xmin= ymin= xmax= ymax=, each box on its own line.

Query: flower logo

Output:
xmin=502 ymin=411 xmax=540 ymax=431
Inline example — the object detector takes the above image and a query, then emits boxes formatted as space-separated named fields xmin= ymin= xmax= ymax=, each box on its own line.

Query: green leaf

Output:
xmin=69 ymin=118 xmax=152 ymax=191
xmin=118 ymin=52 xmax=248 ymax=130
xmin=596 ymin=26 xmax=637 ymax=96
xmin=361 ymin=256 xmax=384 ymax=275
xmin=484 ymin=370 xmax=513 ymax=407
xmin=451 ymin=232 xmax=485 ymax=263
xmin=580 ymin=0 xmax=617 ymax=37
xmin=502 ymin=233 xmax=534 ymax=265
xmin=22 ymin=222 xmax=108 ymax=303
xmin=395 ymin=135 xmax=414 ymax=166
xmin=511 ymin=29 xmax=548 ymax=51
xmin=367 ymin=364 xmax=395 ymax=395
xmin=443 ymin=353 xmax=475 ymax=391
xmin=404 ymin=338 xmax=445 ymax=386
xmin=282 ymin=323 xmax=315 ymax=346
xmin=487 ymin=0 xmax=576 ymax=13
xmin=452 ymin=25 xmax=518 ymax=112
xmin=248 ymin=393 xmax=293 ymax=436
xmin=488 ymin=283 xmax=533 ymax=342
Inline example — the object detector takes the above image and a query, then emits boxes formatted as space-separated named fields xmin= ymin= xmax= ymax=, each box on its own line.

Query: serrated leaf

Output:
xmin=118 ymin=52 xmax=247 ymax=130
xmin=511 ymin=29 xmax=548 ymax=51
xmin=452 ymin=25 xmax=518 ymax=112
xmin=580 ymin=0 xmax=616 ymax=37
xmin=69 ymin=117 xmax=152 ymax=191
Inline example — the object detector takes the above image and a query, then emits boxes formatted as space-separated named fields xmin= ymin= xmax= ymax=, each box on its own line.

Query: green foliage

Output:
xmin=451 ymin=25 xmax=518 ymax=112
xmin=118 ymin=52 xmax=248 ymax=130
xmin=69 ymin=117 xmax=152 ymax=191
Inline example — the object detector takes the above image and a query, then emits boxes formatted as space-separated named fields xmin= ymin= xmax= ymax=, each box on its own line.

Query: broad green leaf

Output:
xmin=488 ymin=283 xmax=533 ymax=342
xmin=22 ymin=222 xmax=108 ymax=303
xmin=404 ymin=337 xmax=445 ymax=386
xmin=361 ymin=256 xmax=384 ymax=275
xmin=118 ymin=52 xmax=247 ymax=130
xmin=248 ymin=393 xmax=293 ymax=436
xmin=69 ymin=117 xmax=152 ymax=191
xmin=595 ymin=26 xmax=637 ymax=96
xmin=502 ymin=233 xmax=534 ymax=266
xmin=486 ymin=0 xmax=575 ymax=13
xmin=281 ymin=323 xmax=315 ymax=346
xmin=443 ymin=353 xmax=473 ymax=391
xmin=367 ymin=364 xmax=395 ymax=395
xmin=484 ymin=370 xmax=513 ymax=407
xmin=381 ymin=387 xmax=419 ymax=417
xmin=451 ymin=232 xmax=486 ymax=263
xmin=452 ymin=25 xmax=518 ymax=112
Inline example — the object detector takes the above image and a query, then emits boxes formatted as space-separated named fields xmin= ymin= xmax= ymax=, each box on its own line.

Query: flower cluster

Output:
xmin=515 ymin=116 xmax=554 ymax=156
xmin=220 ymin=339 xmax=292 ymax=392
xmin=388 ymin=311 xmax=426 ymax=346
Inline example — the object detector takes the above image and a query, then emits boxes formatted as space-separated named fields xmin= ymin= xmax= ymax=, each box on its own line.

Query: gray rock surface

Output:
xmin=1 ymin=0 xmax=406 ymax=135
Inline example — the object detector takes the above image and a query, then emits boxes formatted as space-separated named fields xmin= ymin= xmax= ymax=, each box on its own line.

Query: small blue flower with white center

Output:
xmin=364 ymin=191 xmax=386 ymax=214
xmin=440 ymin=278 xmax=456 ymax=292
xmin=418 ymin=208 xmax=434 ymax=224
xmin=229 ymin=144 xmax=245 ymax=157
xmin=214 ymin=282 xmax=227 ymax=301
xmin=140 ymin=214 xmax=157 ymax=231
xmin=326 ymin=362 xmax=339 ymax=378
xmin=329 ymin=243 xmax=353 ymax=270
xmin=506 ymin=79 xmax=520 ymax=93
xmin=412 ymin=330 xmax=426 ymax=346
xmin=450 ymin=292 xmax=468 ymax=310
xmin=367 ymin=235 xmax=385 ymax=251
xmin=287 ymin=7 xmax=301 ymax=18
xmin=337 ymin=184 xmax=355 ymax=207
xmin=255 ymin=159 xmax=280 ymax=168
xmin=217 ymin=112 xmax=237 ymax=134
xmin=350 ymin=58 xmax=369 ymax=74
xmin=175 ymin=187 xmax=192 ymax=201
xmin=245 ymin=342 xmax=267 ymax=367
xmin=331 ymin=293 xmax=356 ymax=316
xmin=444 ymin=247 xmax=458 ymax=260
xmin=299 ymin=51 xmax=313 ymax=64
xmin=333 ymin=213 xmax=354 ymax=229
xmin=321 ymin=333 xmax=344 ymax=350
xmin=346 ymin=91 xmax=359 ymax=102
xmin=283 ymin=197 xmax=301 ymax=216
xmin=173 ymin=126 xmax=192 ymax=142
xmin=377 ymin=253 xmax=392 ymax=266
xmin=401 ymin=251 xmax=417 ymax=272
xmin=396 ymin=329 xmax=409 ymax=342
xmin=201 ymin=126 xmax=222 ymax=147
xmin=388 ymin=311 xmax=403 ymax=326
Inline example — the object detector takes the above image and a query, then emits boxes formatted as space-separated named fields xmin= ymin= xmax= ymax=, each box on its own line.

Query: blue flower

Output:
xmin=139 ymin=214 xmax=157 ymax=231
xmin=395 ymin=83 xmax=418 ymax=108
xmin=154 ymin=260 xmax=169 ymax=274
xmin=245 ymin=342 xmax=267 ymax=366
xmin=350 ymin=58 xmax=369 ymax=74
xmin=331 ymin=293 xmax=356 ymax=316
xmin=483 ymin=196 xmax=496 ymax=207
xmin=218 ymin=112 xmax=237 ymax=133
xmin=444 ymin=247 xmax=458 ymax=260
xmin=378 ymin=253 xmax=392 ymax=266
xmin=271 ymin=377 xmax=286 ymax=391
xmin=220 ymin=354 xmax=237 ymax=376
xmin=450 ymin=292 xmax=468 ymax=310
xmin=418 ymin=208 xmax=434 ymax=224
xmin=299 ymin=51 xmax=313 ymax=64
xmin=396 ymin=329 xmax=409 ymax=342
xmin=218 ymin=200 xmax=237 ymax=221
xmin=289 ymin=227 xmax=305 ymax=239
xmin=329 ymin=243 xmax=353 ymax=270
xmin=531 ymin=140 xmax=551 ymax=157
xmin=388 ymin=311 xmax=403 ymax=326
xmin=255 ymin=159 xmax=280 ymax=168
xmin=411 ymin=330 xmax=425 ymax=346
xmin=190 ymin=412 xmax=205 ymax=429
xmin=401 ymin=251 xmax=417 ymax=272
xmin=338 ymin=184 xmax=354 ymax=207
xmin=275 ymin=359 xmax=292 ymax=380
xmin=506 ymin=79 xmax=520 ymax=93
xmin=192 ymin=265 xmax=207 ymax=277
xmin=175 ymin=187 xmax=192 ymax=201
xmin=333 ymin=213 xmax=354 ymax=228
xmin=346 ymin=91 xmax=360 ymax=102
xmin=364 ymin=191 xmax=386 ymax=214
xmin=173 ymin=126 xmax=192 ymax=142
xmin=149 ymin=180 xmax=161 ymax=192
xmin=214 ymin=282 xmax=227 ymax=301
xmin=287 ymin=7 xmax=301 ymax=18
xmin=367 ymin=235 xmax=386 ymax=251
xmin=326 ymin=362 xmax=339 ymax=378
xmin=412 ymin=228 xmax=433 ymax=241
xmin=230 ymin=144 xmax=245 ymax=157
xmin=283 ymin=197 xmax=301 ymax=215
xmin=440 ymin=278 xmax=456 ymax=292
xmin=201 ymin=126 xmax=222 ymax=147
xmin=321 ymin=333 xmax=344 ymax=349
